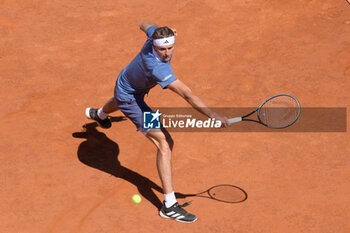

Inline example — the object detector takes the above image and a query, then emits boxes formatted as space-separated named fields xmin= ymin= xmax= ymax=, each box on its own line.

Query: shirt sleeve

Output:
xmin=152 ymin=64 xmax=177 ymax=89
xmin=146 ymin=26 xmax=158 ymax=38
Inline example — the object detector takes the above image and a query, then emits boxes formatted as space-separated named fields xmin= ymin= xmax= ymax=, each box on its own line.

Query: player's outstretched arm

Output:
xmin=167 ymin=80 xmax=229 ymax=127
xmin=139 ymin=22 xmax=158 ymax=33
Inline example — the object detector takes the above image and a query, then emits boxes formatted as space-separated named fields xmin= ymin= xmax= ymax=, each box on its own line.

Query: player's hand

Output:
xmin=212 ymin=113 xmax=230 ymax=128
xmin=170 ymin=28 xmax=178 ymax=36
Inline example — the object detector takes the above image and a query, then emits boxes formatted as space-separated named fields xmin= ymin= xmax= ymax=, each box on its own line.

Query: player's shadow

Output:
xmin=72 ymin=117 xmax=164 ymax=210
xmin=72 ymin=117 xmax=243 ymax=209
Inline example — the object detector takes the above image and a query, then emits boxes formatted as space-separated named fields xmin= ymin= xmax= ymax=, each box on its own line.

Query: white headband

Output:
xmin=153 ymin=36 xmax=175 ymax=47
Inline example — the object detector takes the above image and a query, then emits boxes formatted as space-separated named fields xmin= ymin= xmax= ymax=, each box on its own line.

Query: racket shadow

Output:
xmin=72 ymin=119 xmax=164 ymax=210
xmin=175 ymin=184 xmax=248 ymax=204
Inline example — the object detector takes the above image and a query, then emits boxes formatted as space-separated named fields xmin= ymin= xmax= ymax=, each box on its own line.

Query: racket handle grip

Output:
xmin=228 ymin=117 xmax=242 ymax=124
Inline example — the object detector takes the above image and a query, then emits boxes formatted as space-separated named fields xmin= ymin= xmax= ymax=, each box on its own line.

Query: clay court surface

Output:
xmin=1 ymin=0 xmax=350 ymax=232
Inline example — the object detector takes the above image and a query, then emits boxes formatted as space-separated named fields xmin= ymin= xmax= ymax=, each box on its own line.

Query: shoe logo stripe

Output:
xmin=166 ymin=211 xmax=175 ymax=216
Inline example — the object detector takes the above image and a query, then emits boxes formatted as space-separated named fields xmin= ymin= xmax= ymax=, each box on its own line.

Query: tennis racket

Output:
xmin=228 ymin=94 xmax=301 ymax=129
xmin=179 ymin=184 xmax=248 ymax=204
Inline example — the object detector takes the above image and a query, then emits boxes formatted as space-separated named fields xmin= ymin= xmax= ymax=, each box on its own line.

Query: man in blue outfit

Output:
xmin=86 ymin=22 xmax=229 ymax=223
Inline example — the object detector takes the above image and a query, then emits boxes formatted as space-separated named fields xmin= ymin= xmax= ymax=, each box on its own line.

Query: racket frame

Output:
xmin=228 ymin=94 xmax=301 ymax=129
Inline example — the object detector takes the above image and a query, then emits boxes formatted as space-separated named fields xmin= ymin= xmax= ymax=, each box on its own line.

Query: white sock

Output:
xmin=164 ymin=192 xmax=177 ymax=208
xmin=97 ymin=108 xmax=108 ymax=120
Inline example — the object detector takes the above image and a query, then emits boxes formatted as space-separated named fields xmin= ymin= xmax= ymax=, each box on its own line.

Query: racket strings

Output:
xmin=259 ymin=96 xmax=299 ymax=128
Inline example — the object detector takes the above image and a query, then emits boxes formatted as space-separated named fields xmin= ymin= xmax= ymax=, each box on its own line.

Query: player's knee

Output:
xmin=159 ymin=138 xmax=172 ymax=153
xmin=148 ymin=131 xmax=174 ymax=151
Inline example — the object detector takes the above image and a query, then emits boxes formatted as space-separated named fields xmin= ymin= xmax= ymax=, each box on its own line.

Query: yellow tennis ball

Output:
xmin=132 ymin=194 xmax=142 ymax=204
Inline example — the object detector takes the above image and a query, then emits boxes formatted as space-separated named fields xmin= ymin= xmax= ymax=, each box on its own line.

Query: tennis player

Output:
xmin=85 ymin=22 xmax=229 ymax=223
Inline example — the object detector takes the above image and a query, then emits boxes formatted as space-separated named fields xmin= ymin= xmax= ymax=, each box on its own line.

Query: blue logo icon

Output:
xmin=143 ymin=110 xmax=161 ymax=129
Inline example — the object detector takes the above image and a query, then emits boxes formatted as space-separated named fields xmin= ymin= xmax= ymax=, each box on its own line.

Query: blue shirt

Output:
xmin=115 ymin=26 xmax=177 ymax=102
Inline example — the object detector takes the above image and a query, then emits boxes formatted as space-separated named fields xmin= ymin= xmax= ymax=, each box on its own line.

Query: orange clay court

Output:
xmin=1 ymin=0 xmax=350 ymax=232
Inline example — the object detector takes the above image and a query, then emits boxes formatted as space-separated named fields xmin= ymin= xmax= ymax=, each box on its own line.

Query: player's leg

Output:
xmin=85 ymin=73 xmax=122 ymax=128
xmin=102 ymin=97 xmax=119 ymax=114
xmin=146 ymin=129 xmax=197 ymax=223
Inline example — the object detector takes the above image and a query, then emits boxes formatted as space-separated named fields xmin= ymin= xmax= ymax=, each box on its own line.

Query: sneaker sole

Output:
xmin=159 ymin=210 xmax=197 ymax=223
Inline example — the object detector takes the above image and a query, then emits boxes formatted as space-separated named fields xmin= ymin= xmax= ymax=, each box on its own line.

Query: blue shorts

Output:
xmin=114 ymin=88 xmax=152 ymax=134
